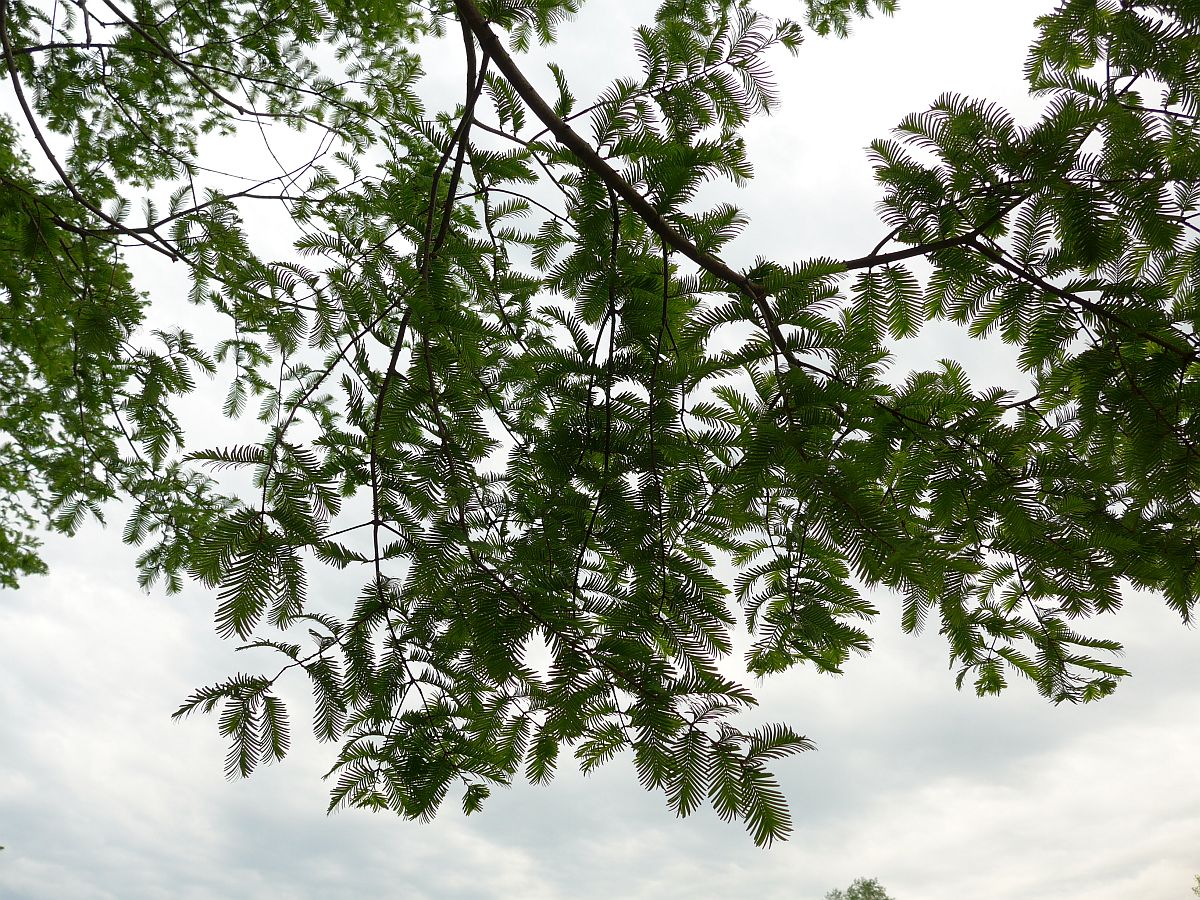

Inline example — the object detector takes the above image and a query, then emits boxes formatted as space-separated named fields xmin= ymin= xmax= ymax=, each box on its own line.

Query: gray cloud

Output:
xmin=5 ymin=527 xmax=1198 ymax=899
xmin=4 ymin=1 xmax=1200 ymax=898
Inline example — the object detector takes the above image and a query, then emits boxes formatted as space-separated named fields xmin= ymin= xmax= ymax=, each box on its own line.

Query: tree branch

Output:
xmin=965 ymin=237 xmax=1197 ymax=359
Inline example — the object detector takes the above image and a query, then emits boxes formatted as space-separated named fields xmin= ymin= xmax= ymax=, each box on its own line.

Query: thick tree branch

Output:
xmin=454 ymin=0 xmax=756 ymax=287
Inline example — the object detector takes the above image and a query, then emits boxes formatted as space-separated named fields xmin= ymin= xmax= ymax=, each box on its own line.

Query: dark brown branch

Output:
xmin=1121 ymin=102 xmax=1198 ymax=122
xmin=432 ymin=21 xmax=488 ymax=255
xmin=452 ymin=0 xmax=773 ymax=301
xmin=842 ymin=231 xmax=987 ymax=271
xmin=965 ymin=237 xmax=1197 ymax=359
xmin=11 ymin=41 xmax=116 ymax=56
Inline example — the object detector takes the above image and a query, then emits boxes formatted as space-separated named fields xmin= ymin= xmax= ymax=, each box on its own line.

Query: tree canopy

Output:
xmin=2 ymin=0 xmax=1199 ymax=846
xmin=826 ymin=877 xmax=895 ymax=900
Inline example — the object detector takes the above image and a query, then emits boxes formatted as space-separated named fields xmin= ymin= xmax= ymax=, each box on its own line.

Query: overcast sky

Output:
xmin=3 ymin=2 xmax=1200 ymax=898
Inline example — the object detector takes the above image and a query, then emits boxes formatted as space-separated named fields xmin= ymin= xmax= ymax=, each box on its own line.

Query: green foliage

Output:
xmin=2 ymin=0 xmax=1199 ymax=846
xmin=826 ymin=877 xmax=895 ymax=900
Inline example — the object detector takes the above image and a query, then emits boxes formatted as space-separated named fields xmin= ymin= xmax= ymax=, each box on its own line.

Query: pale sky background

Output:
xmin=3 ymin=1 xmax=1200 ymax=898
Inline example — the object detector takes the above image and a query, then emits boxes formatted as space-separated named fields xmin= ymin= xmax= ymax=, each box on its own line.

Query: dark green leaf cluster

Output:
xmin=858 ymin=0 xmax=1200 ymax=698
xmin=3 ymin=0 xmax=1198 ymax=846
xmin=0 ymin=115 xmax=223 ymax=588
xmin=826 ymin=877 xmax=895 ymax=900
